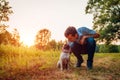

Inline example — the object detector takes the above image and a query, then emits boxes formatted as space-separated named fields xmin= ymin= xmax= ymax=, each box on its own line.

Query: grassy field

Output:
xmin=0 ymin=44 xmax=120 ymax=80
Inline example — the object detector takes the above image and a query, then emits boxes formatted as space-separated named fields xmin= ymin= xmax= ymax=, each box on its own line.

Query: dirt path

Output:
xmin=4 ymin=63 xmax=90 ymax=80
xmin=4 ymin=63 xmax=116 ymax=80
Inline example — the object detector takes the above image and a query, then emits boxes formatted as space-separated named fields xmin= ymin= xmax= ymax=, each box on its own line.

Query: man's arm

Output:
xmin=79 ymin=33 xmax=100 ymax=45
xmin=85 ymin=33 xmax=100 ymax=38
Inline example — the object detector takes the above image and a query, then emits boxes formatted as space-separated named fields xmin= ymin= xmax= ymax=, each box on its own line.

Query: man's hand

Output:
xmin=93 ymin=33 xmax=100 ymax=38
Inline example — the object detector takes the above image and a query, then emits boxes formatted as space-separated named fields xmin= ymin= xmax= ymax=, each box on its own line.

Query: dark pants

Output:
xmin=71 ymin=37 xmax=96 ymax=67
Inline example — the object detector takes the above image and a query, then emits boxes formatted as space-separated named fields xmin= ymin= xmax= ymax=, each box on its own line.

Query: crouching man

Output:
xmin=64 ymin=26 xmax=100 ymax=70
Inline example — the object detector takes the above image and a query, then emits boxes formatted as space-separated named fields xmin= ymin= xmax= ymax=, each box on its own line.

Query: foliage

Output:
xmin=86 ymin=0 xmax=120 ymax=44
xmin=0 ymin=24 xmax=12 ymax=44
xmin=0 ymin=0 xmax=13 ymax=23
xmin=35 ymin=28 xmax=51 ymax=49
xmin=11 ymin=28 xmax=20 ymax=46
xmin=96 ymin=44 xmax=120 ymax=53
xmin=46 ymin=40 xmax=65 ymax=51
xmin=46 ymin=39 xmax=57 ymax=50
xmin=0 ymin=25 xmax=20 ymax=46
xmin=36 ymin=39 xmax=65 ymax=51
xmin=57 ymin=40 xmax=65 ymax=50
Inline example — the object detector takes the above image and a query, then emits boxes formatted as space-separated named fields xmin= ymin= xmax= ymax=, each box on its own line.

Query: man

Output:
xmin=64 ymin=26 xmax=100 ymax=70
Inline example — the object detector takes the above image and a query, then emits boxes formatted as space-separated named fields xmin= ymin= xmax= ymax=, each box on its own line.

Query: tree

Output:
xmin=57 ymin=40 xmax=65 ymax=50
xmin=86 ymin=0 xmax=120 ymax=44
xmin=35 ymin=28 xmax=51 ymax=49
xmin=0 ymin=25 xmax=20 ymax=46
xmin=0 ymin=0 xmax=13 ymax=23
xmin=11 ymin=28 xmax=20 ymax=46
xmin=0 ymin=0 xmax=20 ymax=46
xmin=0 ymin=24 xmax=12 ymax=44
xmin=46 ymin=39 xmax=57 ymax=50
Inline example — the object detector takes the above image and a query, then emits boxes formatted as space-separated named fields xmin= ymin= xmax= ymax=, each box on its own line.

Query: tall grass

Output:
xmin=0 ymin=44 xmax=38 ymax=69
xmin=0 ymin=44 xmax=60 ymax=79
xmin=0 ymin=44 xmax=120 ymax=80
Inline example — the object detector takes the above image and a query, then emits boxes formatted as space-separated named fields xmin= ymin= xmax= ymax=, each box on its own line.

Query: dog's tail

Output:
xmin=57 ymin=61 xmax=60 ymax=68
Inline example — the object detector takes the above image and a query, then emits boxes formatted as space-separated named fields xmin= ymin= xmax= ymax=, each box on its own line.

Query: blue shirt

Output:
xmin=68 ymin=27 xmax=96 ymax=47
xmin=77 ymin=27 xmax=96 ymax=36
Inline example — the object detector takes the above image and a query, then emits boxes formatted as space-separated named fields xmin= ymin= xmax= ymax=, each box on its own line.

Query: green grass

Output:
xmin=0 ymin=44 xmax=120 ymax=80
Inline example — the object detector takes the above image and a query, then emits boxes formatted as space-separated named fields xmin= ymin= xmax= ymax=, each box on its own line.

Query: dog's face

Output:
xmin=63 ymin=44 xmax=70 ymax=50
xmin=62 ymin=44 xmax=71 ymax=53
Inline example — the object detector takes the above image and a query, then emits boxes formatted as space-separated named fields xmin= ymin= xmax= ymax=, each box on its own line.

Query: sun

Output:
xmin=20 ymin=36 xmax=34 ymax=47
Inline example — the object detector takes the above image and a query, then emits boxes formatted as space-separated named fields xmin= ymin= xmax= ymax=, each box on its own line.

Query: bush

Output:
xmin=118 ymin=45 xmax=120 ymax=52
xmin=96 ymin=44 xmax=119 ymax=53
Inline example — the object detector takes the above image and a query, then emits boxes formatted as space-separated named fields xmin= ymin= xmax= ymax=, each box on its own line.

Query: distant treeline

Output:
xmin=96 ymin=45 xmax=120 ymax=53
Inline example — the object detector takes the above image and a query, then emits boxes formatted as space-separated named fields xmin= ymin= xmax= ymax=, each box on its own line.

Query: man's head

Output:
xmin=64 ymin=26 xmax=78 ymax=42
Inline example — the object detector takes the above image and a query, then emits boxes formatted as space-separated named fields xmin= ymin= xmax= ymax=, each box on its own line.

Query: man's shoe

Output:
xmin=75 ymin=60 xmax=83 ymax=67
xmin=87 ymin=66 xmax=92 ymax=70
xmin=87 ymin=61 xmax=93 ymax=70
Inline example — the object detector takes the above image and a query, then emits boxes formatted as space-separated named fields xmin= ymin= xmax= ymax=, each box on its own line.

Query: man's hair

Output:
xmin=64 ymin=26 xmax=77 ymax=37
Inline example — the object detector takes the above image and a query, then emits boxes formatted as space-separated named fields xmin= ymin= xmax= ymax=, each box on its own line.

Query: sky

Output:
xmin=7 ymin=0 xmax=93 ymax=46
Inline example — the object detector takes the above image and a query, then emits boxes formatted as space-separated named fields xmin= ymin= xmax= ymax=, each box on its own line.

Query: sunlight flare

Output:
xmin=20 ymin=36 xmax=34 ymax=46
